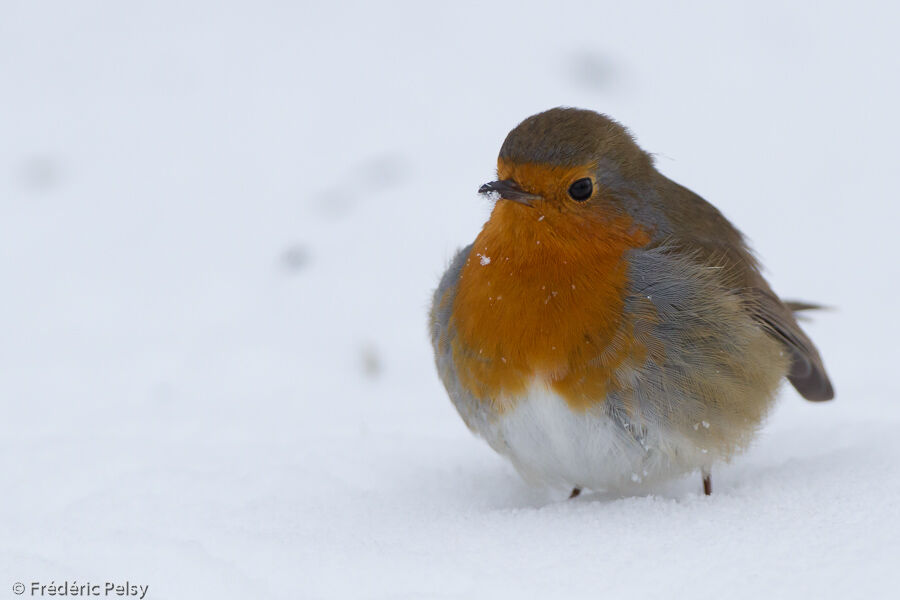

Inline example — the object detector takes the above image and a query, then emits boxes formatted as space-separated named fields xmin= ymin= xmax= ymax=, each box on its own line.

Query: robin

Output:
xmin=430 ymin=108 xmax=833 ymax=498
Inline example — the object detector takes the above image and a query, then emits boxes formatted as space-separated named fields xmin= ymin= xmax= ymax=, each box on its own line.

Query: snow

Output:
xmin=2 ymin=1 xmax=899 ymax=599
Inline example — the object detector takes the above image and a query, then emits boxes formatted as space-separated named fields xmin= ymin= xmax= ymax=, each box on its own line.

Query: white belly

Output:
xmin=479 ymin=381 xmax=709 ymax=491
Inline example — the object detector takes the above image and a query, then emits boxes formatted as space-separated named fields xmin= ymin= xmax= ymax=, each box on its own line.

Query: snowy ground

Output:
xmin=2 ymin=1 xmax=899 ymax=598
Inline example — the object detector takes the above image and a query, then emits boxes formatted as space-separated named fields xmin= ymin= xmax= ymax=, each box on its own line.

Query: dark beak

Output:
xmin=478 ymin=179 xmax=540 ymax=207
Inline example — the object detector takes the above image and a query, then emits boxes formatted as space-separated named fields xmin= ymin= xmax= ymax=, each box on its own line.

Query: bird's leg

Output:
xmin=569 ymin=487 xmax=581 ymax=499
xmin=701 ymin=468 xmax=712 ymax=496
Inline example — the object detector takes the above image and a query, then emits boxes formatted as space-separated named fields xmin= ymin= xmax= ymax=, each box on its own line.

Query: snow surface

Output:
xmin=2 ymin=1 xmax=899 ymax=598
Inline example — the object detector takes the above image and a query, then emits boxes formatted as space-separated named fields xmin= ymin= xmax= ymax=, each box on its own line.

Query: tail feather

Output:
xmin=784 ymin=300 xmax=830 ymax=313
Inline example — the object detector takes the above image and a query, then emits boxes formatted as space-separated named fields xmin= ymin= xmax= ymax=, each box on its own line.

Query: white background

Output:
xmin=2 ymin=1 xmax=898 ymax=598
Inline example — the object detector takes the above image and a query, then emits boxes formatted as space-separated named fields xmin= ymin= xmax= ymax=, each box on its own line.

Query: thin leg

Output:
xmin=569 ymin=487 xmax=581 ymax=499
xmin=701 ymin=469 xmax=712 ymax=496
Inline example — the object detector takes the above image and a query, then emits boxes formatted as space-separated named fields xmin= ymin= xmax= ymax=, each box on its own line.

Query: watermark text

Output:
xmin=12 ymin=581 xmax=148 ymax=598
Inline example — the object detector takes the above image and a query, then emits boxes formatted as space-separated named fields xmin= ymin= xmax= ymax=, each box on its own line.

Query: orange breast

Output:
xmin=450 ymin=197 xmax=650 ymax=412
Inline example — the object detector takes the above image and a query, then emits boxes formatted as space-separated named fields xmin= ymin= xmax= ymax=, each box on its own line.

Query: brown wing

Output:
xmin=652 ymin=174 xmax=834 ymax=401
xmin=745 ymin=285 xmax=834 ymax=401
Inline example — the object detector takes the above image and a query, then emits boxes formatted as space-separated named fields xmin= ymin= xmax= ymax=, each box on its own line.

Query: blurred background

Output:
xmin=2 ymin=1 xmax=899 ymax=598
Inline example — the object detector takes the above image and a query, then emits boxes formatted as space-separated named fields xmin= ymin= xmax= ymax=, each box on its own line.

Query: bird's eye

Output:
xmin=567 ymin=178 xmax=593 ymax=201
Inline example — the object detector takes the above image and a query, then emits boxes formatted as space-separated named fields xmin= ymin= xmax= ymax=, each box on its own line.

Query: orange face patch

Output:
xmin=449 ymin=161 xmax=651 ymax=412
xmin=496 ymin=159 xmax=593 ymax=206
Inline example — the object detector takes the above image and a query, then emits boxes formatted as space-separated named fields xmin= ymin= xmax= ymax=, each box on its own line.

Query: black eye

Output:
xmin=567 ymin=178 xmax=593 ymax=201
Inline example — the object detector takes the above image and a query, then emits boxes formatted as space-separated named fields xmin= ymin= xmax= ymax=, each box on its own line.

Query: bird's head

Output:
xmin=479 ymin=107 xmax=656 ymax=222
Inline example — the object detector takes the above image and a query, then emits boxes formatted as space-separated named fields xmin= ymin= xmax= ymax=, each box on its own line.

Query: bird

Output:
xmin=429 ymin=107 xmax=833 ymax=498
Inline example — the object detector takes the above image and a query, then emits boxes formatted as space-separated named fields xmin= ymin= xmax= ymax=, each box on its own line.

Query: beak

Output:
xmin=478 ymin=179 xmax=540 ymax=207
